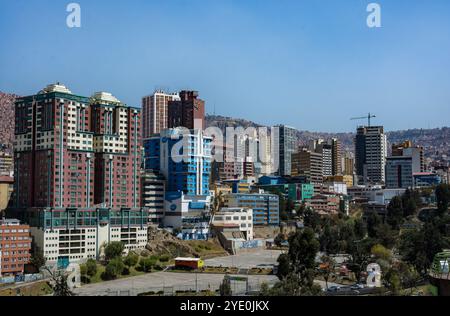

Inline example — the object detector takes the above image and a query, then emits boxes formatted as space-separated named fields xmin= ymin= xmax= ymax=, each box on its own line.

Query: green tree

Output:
xmin=124 ymin=252 xmax=139 ymax=268
xmin=385 ymin=269 xmax=402 ymax=296
xmin=276 ymin=253 xmax=290 ymax=279
xmin=104 ymin=242 xmax=125 ymax=261
xmin=354 ymin=217 xmax=367 ymax=240
xmin=371 ymin=244 xmax=391 ymax=262
xmin=436 ymin=184 xmax=450 ymax=216
xmin=287 ymin=228 xmax=320 ymax=288
xmin=30 ymin=252 xmax=46 ymax=270
xmin=103 ymin=257 xmax=125 ymax=280
xmin=86 ymin=259 xmax=97 ymax=277
xmin=45 ymin=268 xmax=74 ymax=296
xmin=80 ymin=264 xmax=87 ymax=277
xmin=303 ymin=207 xmax=321 ymax=232
xmin=139 ymin=257 xmax=156 ymax=272
xmin=366 ymin=212 xmax=382 ymax=238
xmin=386 ymin=196 xmax=404 ymax=230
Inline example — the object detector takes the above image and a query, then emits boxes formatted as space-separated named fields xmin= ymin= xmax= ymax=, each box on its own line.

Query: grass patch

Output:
xmin=185 ymin=240 xmax=228 ymax=258
xmin=0 ymin=281 xmax=53 ymax=296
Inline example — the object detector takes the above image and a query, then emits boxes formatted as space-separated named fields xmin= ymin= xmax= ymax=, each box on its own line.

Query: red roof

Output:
xmin=0 ymin=176 xmax=13 ymax=183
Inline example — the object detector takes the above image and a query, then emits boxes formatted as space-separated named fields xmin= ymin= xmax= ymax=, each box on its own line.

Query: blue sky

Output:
xmin=1 ymin=0 xmax=450 ymax=132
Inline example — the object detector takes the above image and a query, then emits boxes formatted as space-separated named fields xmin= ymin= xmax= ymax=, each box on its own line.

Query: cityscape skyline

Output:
xmin=1 ymin=0 xmax=450 ymax=133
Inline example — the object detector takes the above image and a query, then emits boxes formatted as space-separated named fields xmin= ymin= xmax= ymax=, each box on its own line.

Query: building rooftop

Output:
xmin=0 ymin=218 xmax=21 ymax=226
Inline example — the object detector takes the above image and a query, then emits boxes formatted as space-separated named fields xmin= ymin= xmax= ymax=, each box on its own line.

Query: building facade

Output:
xmin=168 ymin=91 xmax=205 ymax=130
xmin=142 ymin=90 xmax=180 ymax=138
xmin=274 ymin=125 xmax=297 ymax=176
xmin=385 ymin=156 xmax=413 ymax=189
xmin=144 ymin=128 xmax=212 ymax=195
xmin=11 ymin=83 xmax=146 ymax=266
xmin=0 ymin=218 xmax=31 ymax=277
xmin=355 ymin=126 xmax=387 ymax=185
xmin=223 ymin=193 xmax=279 ymax=226
xmin=141 ymin=171 xmax=165 ymax=226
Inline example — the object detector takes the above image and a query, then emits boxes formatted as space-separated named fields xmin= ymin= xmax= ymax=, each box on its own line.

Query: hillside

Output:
xmin=0 ymin=92 xmax=17 ymax=154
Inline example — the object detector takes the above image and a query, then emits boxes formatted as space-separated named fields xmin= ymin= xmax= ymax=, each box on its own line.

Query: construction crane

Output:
xmin=350 ymin=113 xmax=376 ymax=127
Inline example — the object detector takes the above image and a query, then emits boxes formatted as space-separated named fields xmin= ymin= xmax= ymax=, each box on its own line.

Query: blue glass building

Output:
xmin=144 ymin=128 xmax=212 ymax=196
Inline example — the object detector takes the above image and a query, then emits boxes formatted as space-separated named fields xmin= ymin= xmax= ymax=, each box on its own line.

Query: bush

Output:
xmin=159 ymin=254 xmax=170 ymax=262
xmin=124 ymin=252 xmax=139 ymax=267
xmin=102 ymin=257 xmax=125 ymax=280
xmin=86 ymin=259 xmax=97 ymax=277
xmin=139 ymin=257 xmax=157 ymax=272
xmin=80 ymin=264 xmax=87 ymax=276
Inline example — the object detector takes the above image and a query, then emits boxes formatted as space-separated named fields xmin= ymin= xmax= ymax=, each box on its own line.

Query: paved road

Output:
xmin=203 ymin=250 xmax=283 ymax=269
xmin=73 ymin=271 xmax=278 ymax=296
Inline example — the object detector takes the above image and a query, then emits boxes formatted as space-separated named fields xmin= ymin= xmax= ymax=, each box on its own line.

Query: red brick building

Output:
xmin=168 ymin=90 xmax=205 ymax=130
xmin=0 ymin=218 xmax=31 ymax=276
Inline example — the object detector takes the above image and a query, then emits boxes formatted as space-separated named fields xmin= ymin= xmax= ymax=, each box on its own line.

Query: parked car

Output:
xmin=351 ymin=284 xmax=365 ymax=290
xmin=327 ymin=286 xmax=341 ymax=292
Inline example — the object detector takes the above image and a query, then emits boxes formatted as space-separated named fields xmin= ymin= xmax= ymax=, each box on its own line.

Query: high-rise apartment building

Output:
xmin=342 ymin=152 xmax=355 ymax=176
xmin=168 ymin=91 xmax=205 ymax=130
xmin=330 ymin=138 xmax=342 ymax=176
xmin=274 ymin=125 xmax=297 ymax=176
xmin=355 ymin=126 xmax=387 ymax=184
xmin=144 ymin=128 xmax=212 ymax=196
xmin=142 ymin=90 xmax=180 ymax=138
xmin=11 ymin=84 xmax=148 ymax=266
xmin=291 ymin=148 xmax=323 ymax=190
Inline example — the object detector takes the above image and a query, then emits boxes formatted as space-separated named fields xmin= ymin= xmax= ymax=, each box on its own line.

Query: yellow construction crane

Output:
xmin=350 ymin=113 xmax=376 ymax=127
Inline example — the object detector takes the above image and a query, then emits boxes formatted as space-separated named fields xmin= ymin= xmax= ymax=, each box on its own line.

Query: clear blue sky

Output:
xmin=1 ymin=0 xmax=450 ymax=132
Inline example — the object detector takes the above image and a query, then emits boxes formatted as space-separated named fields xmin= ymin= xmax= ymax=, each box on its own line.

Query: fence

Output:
xmin=76 ymin=278 xmax=278 ymax=297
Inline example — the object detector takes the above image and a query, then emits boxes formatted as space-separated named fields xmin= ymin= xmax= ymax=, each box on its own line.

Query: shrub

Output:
xmin=139 ymin=257 xmax=157 ymax=272
xmin=86 ymin=259 xmax=97 ymax=277
xmin=102 ymin=257 xmax=125 ymax=280
xmin=124 ymin=252 xmax=139 ymax=267
xmin=159 ymin=254 xmax=170 ymax=262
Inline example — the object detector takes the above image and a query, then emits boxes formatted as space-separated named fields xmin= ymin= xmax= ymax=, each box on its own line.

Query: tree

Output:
xmin=374 ymin=223 xmax=398 ymax=249
xmin=386 ymin=196 xmax=404 ymax=230
xmin=124 ymin=252 xmax=139 ymax=268
xmin=287 ymin=228 xmax=320 ymax=288
xmin=384 ymin=269 xmax=402 ymax=296
xmin=398 ymin=220 xmax=447 ymax=275
xmin=303 ymin=207 xmax=321 ymax=232
xmin=86 ymin=259 xmax=97 ymax=277
xmin=30 ymin=252 xmax=46 ymax=270
xmin=436 ymin=184 xmax=450 ymax=216
xmin=219 ymin=275 xmax=232 ymax=296
xmin=139 ymin=257 xmax=156 ymax=272
xmin=103 ymin=257 xmax=125 ymax=280
xmin=354 ymin=217 xmax=367 ymax=240
xmin=104 ymin=242 xmax=125 ymax=261
xmin=371 ymin=244 xmax=391 ymax=262
xmin=276 ymin=253 xmax=290 ymax=280
xmin=45 ymin=267 xmax=74 ymax=296
xmin=80 ymin=264 xmax=87 ymax=277
xmin=366 ymin=212 xmax=382 ymax=238
xmin=319 ymin=255 xmax=335 ymax=290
